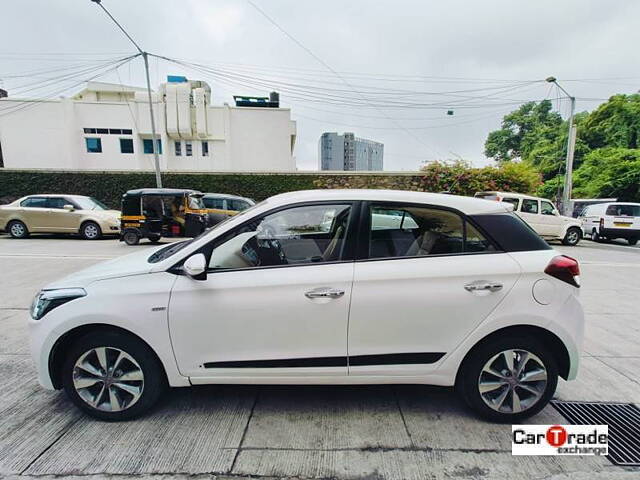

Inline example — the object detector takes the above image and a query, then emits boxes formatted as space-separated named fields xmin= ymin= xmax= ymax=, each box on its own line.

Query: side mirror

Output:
xmin=63 ymin=204 xmax=75 ymax=211
xmin=183 ymin=253 xmax=207 ymax=280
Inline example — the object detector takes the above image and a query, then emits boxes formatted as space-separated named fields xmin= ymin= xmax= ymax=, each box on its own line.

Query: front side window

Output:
xmin=85 ymin=137 xmax=102 ymax=153
xmin=229 ymin=199 xmax=250 ymax=211
xmin=368 ymin=205 xmax=494 ymax=259
xmin=204 ymin=197 xmax=225 ymax=209
xmin=521 ymin=199 xmax=539 ymax=214
xmin=73 ymin=197 xmax=108 ymax=211
xmin=21 ymin=197 xmax=48 ymax=208
xmin=209 ymin=204 xmax=352 ymax=270
xmin=46 ymin=197 xmax=69 ymax=209
xmin=120 ymin=138 xmax=134 ymax=154
xmin=541 ymin=201 xmax=556 ymax=215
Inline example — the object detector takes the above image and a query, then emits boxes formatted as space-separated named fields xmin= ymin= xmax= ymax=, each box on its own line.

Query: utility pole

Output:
xmin=90 ymin=0 xmax=162 ymax=188
xmin=546 ymin=76 xmax=575 ymax=216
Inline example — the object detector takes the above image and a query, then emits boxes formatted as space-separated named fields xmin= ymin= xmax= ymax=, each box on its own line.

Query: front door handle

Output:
xmin=464 ymin=281 xmax=503 ymax=293
xmin=305 ymin=287 xmax=345 ymax=299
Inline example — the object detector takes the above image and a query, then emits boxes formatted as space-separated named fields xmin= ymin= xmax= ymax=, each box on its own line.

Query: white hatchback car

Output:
xmin=29 ymin=190 xmax=584 ymax=422
xmin=474 ymin=192 xmax=583 ymax=246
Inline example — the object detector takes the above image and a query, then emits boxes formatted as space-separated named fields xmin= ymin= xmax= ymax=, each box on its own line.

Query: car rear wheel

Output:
xmin=458 ymin=337 xmax=558 ymax=423
xmin=7 ymin=220 xmax=29 ymax=239
xmin=592 ymin=228 xmax=604 ymax=243
xmin=123 ymin=231 xmax=140 ymax=246
xmin=81 ymin=221 xmax=102 ymax=240
xmin=148 ymin=234 xmax=161 ymax=243
xmin=62 ymin=331 xmax=167 ymax=421
xmin=562 ymin=227 xmax=581 ymax=246
xmin=628 ymin=237 xmax=638 ymax=246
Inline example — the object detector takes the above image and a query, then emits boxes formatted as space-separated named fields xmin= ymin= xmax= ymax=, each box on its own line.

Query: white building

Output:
xmin=0 ymin=77 xmax=297 ymax=171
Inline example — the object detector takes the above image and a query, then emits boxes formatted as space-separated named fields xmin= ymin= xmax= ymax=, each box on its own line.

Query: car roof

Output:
xmin=24 ymin=194 xmax=90 ymax=199
xmin=590 ymin=202 xmax=640 ymax=208
xmin=124 ymin=188 xmax=202 ymax=196
xmin=266 ymin=189 xmax=511 ymax=215
xmin=204 ymin=193 xmax=253 ymax=201
xmin=476 ymin=191 xmax=551 ymax=202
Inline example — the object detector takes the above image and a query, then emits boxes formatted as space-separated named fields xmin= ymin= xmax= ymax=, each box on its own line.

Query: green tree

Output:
xmin=573 ymin=147 xmax=640 ymax=201
xmin=581 ymin=94 xmax=640 ymax=150
xmin=484 ymin=100 xmax=563 ymax=163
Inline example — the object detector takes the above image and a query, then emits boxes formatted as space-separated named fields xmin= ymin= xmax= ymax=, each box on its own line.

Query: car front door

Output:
xmin=168 ymin=202 xmax=357 ymax=380
xmin=538 ymin=200 xmax=562 ymax=237
xmin=518 ymin=199 xmax=543 ymax=235
xmin=45 ymin=197 xmax=82 ymax=232
xmin=347 ymin=203 xmax=521 ymax=376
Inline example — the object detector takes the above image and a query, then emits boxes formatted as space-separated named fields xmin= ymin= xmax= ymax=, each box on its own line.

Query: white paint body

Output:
xmin=29 ymin=189 xmax=584 ymax=391
xmin=579 ymin=202 xmax=640 ymax=240
xmin=0 ymin=80 xmax=296 ymax=172
xmin=474 ymin=192 xmax=582 ymax=242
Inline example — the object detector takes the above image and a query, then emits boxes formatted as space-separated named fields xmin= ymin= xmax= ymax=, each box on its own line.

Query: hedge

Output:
xmin=0 ymin=164 xmax=541 ymax=209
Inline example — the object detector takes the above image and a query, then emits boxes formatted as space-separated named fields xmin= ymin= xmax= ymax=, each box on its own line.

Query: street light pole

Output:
xmin=546 ymin=76 xmax=576 ymax=216
xmin=90 ymin=0 xmax=162 ymax=188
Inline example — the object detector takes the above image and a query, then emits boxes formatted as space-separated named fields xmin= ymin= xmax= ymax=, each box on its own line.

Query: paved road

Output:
xmin=1 ymin=234 xmax=639 ymax=480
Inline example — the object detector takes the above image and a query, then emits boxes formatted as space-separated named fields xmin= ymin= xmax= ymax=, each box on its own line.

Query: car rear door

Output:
xmin=347 ymin=203 xmax=521 ymax=376
xmin=605 ymin=204 xmax=640 ymax=232
xmin=19 ymin=197 xmax=51 ymax=232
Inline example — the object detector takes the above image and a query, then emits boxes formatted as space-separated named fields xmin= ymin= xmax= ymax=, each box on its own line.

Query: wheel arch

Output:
xmin=48 ymin=323 xmax=168 ymax=389
xmin=455 ymin=324 xmax=571 ymax=386
xmin=79 ymin=218 xmax=101 ymax=233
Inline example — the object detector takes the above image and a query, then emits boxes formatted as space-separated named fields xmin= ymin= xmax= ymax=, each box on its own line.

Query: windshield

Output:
xmin=73 ymin=197 xmax=108 ymax=211
xmin=147 ymin=200 xmax=267 ymax=263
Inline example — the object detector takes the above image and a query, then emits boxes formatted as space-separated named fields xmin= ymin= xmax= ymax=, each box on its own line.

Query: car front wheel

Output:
xmin=81 ymin=221 xmax=102 ymax=240
xmin=562 ymin=227 xmax=581 ymax=246
xmin=628 ymin=237 xmax=638 ymax=246
xmin=62 ymin=331 xmax=167 ymax=421
xmin=458 ymin=337 xmax=558 ymax=423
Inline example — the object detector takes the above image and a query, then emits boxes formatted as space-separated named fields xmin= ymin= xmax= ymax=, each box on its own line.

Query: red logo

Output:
xmin=546 ymin=425 xmax=567 ymax=447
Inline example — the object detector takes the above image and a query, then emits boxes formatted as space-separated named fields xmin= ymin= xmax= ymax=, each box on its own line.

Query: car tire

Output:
xmin=592 ymin=228 xmax=604 ymax=243
xmin=562 ymin=227 xmax=581 ymax=246
xmin=148 ymin=234 xmax=161 ymax=243
xmin=123 ymin=231 xmax=140 ymax=246
xmin=81 ymin=221 xmax=102 ymax=240
xmin=628 ymin=237 xmax=638 ymax=246
xmin=7 ymin=220 xmax=29 ymax=239
xmin=62 ymin=330 xmax=167 ymax=421
xmin=457 ymin=336 xmax=558 ymax=423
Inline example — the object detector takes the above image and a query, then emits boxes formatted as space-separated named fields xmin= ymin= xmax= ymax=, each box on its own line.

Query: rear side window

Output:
xmin=204 ymin=198 xmax=225 ymax=209
xmin=521 ymin=199 xmax=539 ymax=214
xmin=470 ymin=213 xmax=551 ymax=252
xmin=21 ymin=197 xmax=47 ymax=208
xmin=606 ymin=204 xmax=640 ymax=216
xmin=502 ymin=197 xmax=520 ymax=209
xmin=368 ymin=205 xmax=495 ymax=259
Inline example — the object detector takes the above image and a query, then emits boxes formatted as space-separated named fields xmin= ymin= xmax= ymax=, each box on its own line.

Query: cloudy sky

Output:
xmin=2 ymin=0 xmax=640 ymax=170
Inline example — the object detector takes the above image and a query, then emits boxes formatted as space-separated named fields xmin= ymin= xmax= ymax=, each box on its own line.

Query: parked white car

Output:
xmin=475 ymin=192 xmax=583 ymax=246
xmin=579 ymin=202 xmax=640 ymax=245
xmin=29 ymin=189 xmax=584 ymax=422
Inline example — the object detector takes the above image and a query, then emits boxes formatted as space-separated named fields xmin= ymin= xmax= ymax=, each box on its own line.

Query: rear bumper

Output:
xmin=601 ymin=227 xmax=640 ymax=239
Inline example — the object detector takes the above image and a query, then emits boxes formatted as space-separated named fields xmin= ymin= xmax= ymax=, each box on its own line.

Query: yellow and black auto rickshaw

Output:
xmin=120 ymin=188 xmax=208 ymax=245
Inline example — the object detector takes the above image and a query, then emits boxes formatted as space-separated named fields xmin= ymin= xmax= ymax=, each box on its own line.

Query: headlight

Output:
xmin=30 ymin=288 xmax=86 ymax=320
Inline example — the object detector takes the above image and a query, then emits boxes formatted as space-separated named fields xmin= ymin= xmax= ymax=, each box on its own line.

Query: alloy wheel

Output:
xmin=10 ymin=223 xmax=25 ymax=237
xmin=84 ymin=223 xmax=99 ymax=239
xmin=478 ymin=349 xmax=547 ymax=414
xmin=566 ymin=230 xmax=579 ymax=244
xmin=72 ymin=347 xmax=144 ymax=412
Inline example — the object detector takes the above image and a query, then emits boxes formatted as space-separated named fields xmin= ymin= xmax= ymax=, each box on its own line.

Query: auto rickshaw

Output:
xmin=120 ymin=188 xmax=208 ymax=245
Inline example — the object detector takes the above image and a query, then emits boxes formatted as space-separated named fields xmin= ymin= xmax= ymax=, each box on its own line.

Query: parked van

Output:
xmin=579 ymin=202 xmax=640 ymax=245
xmin=474 ymin=192 xmax=583 ymax=246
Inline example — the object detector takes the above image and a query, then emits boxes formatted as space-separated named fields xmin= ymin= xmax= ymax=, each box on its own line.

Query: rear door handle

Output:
xmin=305 ymin=287 xmax=345 ymax=299
xmin=464 ymin=281 xmax=503 ymax=293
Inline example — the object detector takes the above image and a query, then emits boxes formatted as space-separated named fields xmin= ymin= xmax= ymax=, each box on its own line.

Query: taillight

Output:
xmin=599 ymin=218 xmax=604 ymax=229
xmin=545 ymin=255 xmax=580 ymax=288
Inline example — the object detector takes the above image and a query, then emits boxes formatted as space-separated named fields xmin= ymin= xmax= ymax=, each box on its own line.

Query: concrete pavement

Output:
xmin=1 ymin=234 xmax=638 ymax=480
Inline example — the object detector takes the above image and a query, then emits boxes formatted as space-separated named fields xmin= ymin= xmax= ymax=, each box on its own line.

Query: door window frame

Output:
xmin=355 ymin=201 xmax=504 ymax=262
xmin=172 ymin=200 xmax=362 ymax=274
